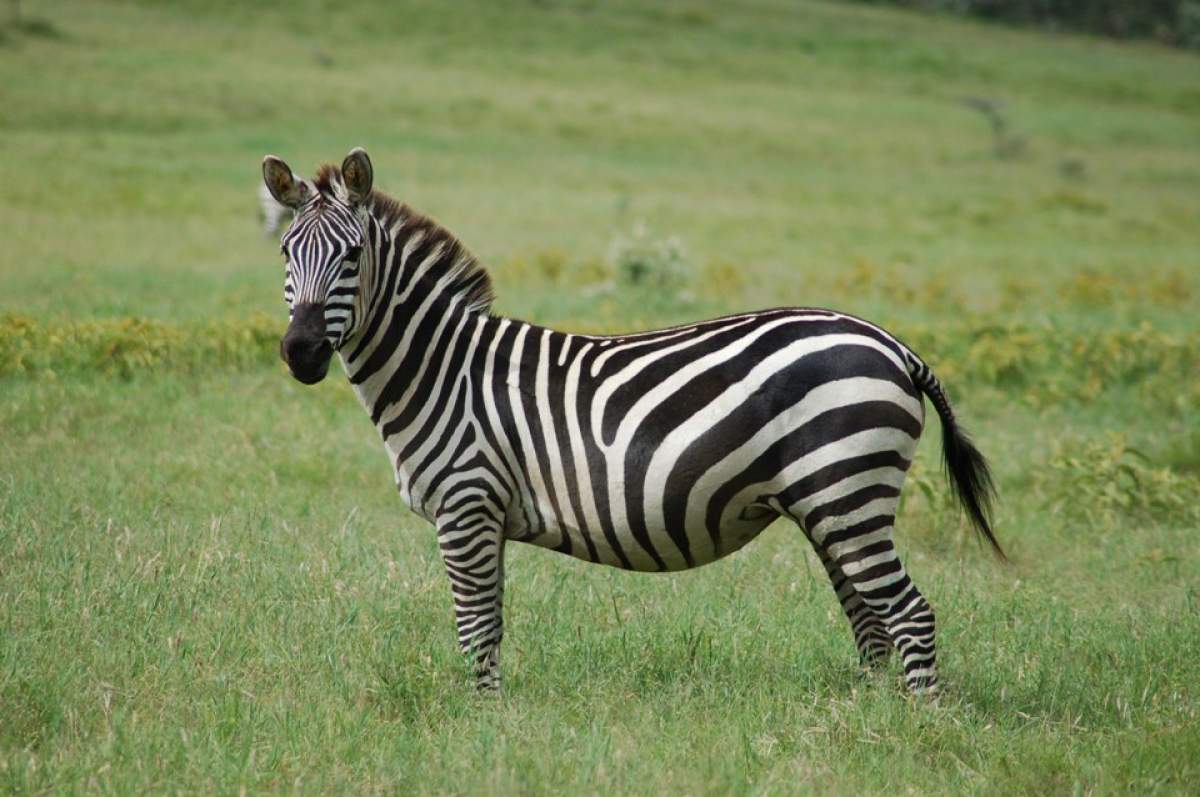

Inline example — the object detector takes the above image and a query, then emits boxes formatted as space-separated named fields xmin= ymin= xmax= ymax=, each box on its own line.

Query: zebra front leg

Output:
xmin=436 ymin=504 xmax=506 ymax=690
xmin=813 ymin=545 xmax=893 ymax=670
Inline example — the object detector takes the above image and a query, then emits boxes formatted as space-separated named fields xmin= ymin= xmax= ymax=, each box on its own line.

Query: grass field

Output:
xmin=2 ymin=0 xmax=1199 ymax=793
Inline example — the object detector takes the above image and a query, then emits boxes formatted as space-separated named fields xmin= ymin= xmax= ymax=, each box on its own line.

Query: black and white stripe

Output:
xmin=280 ymin=196 xmax=362 ymax=348
xmin=263 ymin=149 xmax=1003 ymax=694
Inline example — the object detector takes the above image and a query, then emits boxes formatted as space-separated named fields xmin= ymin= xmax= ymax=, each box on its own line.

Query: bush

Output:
xmin=608 ymin=222 xmax=692 ymax=294
xmin=3 ymin=314 xmax=1197 ymax=416
xmin=850 ymin=0 xmax=1200 ymax=48
xmin=1045 ymin=435 xmax=1200 ymax=526
xmin=0 ymin=314 xmax=280 ymax=379
xmin=1181 ymin=1 xmax=1200 ymax=48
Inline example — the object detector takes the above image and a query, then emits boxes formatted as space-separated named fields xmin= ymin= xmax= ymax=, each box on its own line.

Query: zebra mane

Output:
xmin=312 ymin=163 xmax=495 ymax=315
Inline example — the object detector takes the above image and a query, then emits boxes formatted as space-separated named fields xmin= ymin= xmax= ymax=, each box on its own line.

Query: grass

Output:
xmin=2 ymin=0 xmax=1199 ymax=793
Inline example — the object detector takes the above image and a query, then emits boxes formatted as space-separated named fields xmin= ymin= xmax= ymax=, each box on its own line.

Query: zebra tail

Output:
xmin=907 ymin=355 xmax=1007 ymax=562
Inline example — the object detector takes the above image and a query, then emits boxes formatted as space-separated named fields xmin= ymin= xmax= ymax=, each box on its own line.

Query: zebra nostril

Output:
xmin=311 ymin=338 xmax=332 ymax=363
xmin=285 ymin=337 xmax=321 ymax=364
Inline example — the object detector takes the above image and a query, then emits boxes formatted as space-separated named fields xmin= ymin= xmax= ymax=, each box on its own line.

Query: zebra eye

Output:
xmin=343 ymin=246 xmax=362 ymax=264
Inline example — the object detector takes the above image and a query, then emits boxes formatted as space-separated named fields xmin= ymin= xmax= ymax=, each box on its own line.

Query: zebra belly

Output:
xmin=514 ymin=495 xmax=780 ymax=572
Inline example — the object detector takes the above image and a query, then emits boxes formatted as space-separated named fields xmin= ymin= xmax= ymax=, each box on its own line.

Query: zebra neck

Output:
xmin=337 ymin=210 xmax=504 ymax=515
xmin=340 ymin=203 xmax=490 ymax=390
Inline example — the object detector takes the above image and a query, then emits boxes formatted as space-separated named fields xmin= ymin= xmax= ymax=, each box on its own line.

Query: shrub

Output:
xmin=608 ymin=222 xmax=692 ymax=294
xmin=848 ymin=0 xmax=1200 ymax=49
xmin=0 ymin=314 xmax=280 ymax=379
xmin=1045 ymin=435 xmax=1200 ymax=526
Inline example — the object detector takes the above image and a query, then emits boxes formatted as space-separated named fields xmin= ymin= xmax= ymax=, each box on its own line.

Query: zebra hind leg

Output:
xmin=820 ymin=518 xmax=938 ymax=694
xmin=812 ymin=545 xmax=893 ymax=670
xmin=791 ymin=503 xmax=938 ymax=695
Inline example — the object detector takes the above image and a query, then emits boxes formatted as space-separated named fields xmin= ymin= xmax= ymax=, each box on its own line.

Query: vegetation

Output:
xmin=852 ymin=0 xmax=1200 ymax=50
xmin=1 ymin=0 xmax=1198 ymax=793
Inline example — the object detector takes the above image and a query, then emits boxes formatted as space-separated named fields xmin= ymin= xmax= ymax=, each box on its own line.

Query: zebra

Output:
xmin=262 ymin=148 xmax=1003 ymax=695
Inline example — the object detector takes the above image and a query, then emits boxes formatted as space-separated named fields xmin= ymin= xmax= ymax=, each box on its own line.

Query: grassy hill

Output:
xmin=1 ymin=1 xmax=1198 ymax=793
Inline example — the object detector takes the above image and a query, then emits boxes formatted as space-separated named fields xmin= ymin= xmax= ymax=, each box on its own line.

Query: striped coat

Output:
xmin=264 ymin=148 xmax=1002 ymax=694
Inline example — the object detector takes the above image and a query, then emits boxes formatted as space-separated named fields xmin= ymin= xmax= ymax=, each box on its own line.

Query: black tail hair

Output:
xmin=911 ymin=362 xmax=1006 ymax=561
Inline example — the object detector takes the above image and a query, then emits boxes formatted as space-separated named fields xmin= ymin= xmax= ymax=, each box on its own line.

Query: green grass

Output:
xmin=2 ymin=0 xmax=1199 ymax=793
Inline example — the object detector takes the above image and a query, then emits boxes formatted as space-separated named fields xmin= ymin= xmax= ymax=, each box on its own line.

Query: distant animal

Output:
xmin=262 ymin=148 xmax=1003 ymax=695
xmin=258 ymin=181 xmax=292 ymax=237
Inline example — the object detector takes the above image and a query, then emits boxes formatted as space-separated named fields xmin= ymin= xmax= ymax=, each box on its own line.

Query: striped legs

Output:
xmin=814 ymin=547 xmax=893 ymax=669
xmin=792 ymin=496 xmax=938 ymax=694
xmin=880 ymin=577 xmax=938 ymax=694
xmin=436 ymin=499 xmax=506 ymax=690
xmin=820 ymin=521 xmax=938 ymax=694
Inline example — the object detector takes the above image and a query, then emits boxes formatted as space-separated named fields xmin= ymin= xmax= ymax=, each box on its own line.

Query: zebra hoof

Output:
xmin=474 ymin=676 xmax=502 ymax=693
xmin=904 ymin=678 xmax=940 ymax=699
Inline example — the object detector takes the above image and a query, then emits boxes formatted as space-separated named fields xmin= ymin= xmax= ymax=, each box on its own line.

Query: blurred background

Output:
xmin=3 ymin=0 xmax=1197 ymax=332
xmin=1 ymin=1 xmax=1198 ymax=793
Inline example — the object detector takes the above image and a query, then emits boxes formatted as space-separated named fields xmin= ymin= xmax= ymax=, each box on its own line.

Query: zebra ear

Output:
xmin=262 ymin=156 xmax=306 ymax=209
xmin=341 ymin=147 xmax=373 ymax=204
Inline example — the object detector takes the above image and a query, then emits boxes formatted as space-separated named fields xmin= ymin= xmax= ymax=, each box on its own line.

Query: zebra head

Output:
xmin=263 ymin=148 xmax=374 ymax=385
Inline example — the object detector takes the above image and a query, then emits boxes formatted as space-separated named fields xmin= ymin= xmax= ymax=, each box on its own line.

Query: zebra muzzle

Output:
xmin=281 ymin=303 xmax=333 ymax=385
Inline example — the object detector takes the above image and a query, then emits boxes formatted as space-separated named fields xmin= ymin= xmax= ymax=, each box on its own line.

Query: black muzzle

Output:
xmin=281 ymin=303 xmax=333 ymax=384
